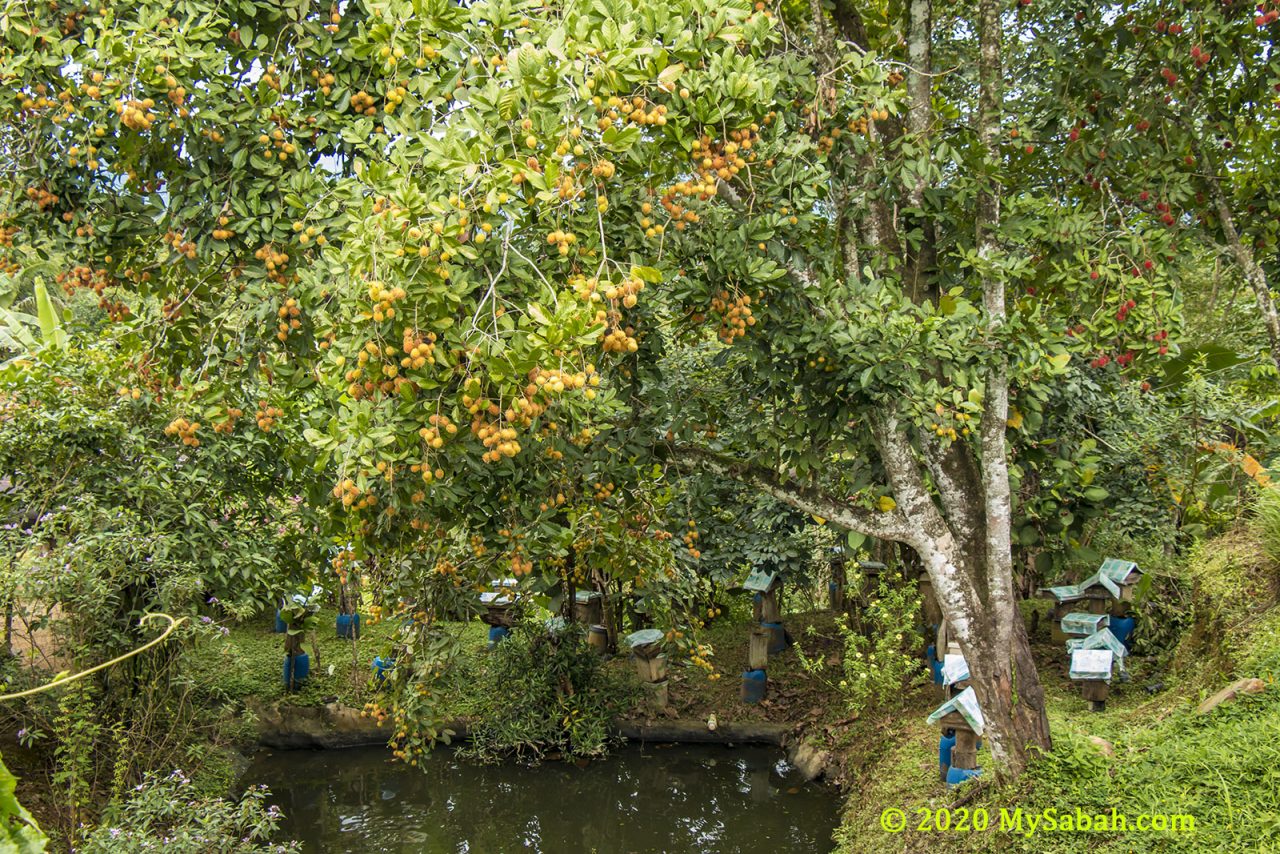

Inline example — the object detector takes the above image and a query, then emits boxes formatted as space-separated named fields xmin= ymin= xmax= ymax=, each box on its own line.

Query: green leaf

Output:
xmin=0 ymin=754 xmax=47 ymax=853
xmin=630 ymin=266 xmax=662 ymax=284
xmin=32 ymin=279 xmax=65 ymax=349
xmin=657 ymin=63 xmax=685 ymax=87
xmin=526 ymin=303 xmax=550 ymax=325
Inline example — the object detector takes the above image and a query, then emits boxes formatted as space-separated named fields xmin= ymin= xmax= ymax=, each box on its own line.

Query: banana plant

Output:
xmin=0 ymin=277 xmax=66 ymax=364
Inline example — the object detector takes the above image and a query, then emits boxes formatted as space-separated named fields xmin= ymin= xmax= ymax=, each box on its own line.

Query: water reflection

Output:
xmin=247 ymin=743 xmax=839 ymax=854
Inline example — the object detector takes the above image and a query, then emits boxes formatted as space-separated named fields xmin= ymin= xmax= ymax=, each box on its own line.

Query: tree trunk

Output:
xmin=910 ymin=528 xmax=1051 ymax=773
xmin=669 ymin=433 xmax=1051 ymax=774
xmin=659 ymin=0 xmax=1057 ymax=778
xmin=902 ymin=0 xmax=937 ymax=304
xmin=960 ymin=615 xmax=1051 ymax=771
xmin=973 ymin=0 xmax=1042 ymax=772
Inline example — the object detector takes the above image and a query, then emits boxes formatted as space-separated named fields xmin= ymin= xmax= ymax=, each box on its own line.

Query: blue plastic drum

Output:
xmin=740 ymin=669 xmax=767 ymax=704
xmin=336 ymin=613 xmax=362 ymax=639
xmin=938 ymin=729 xmax=956 ymax=772
xmin=282 ymin=652 xmax=310 ymax=690
xmin=371 ymin=655 xmax=395 ymax=685
xmin=1109 ymin=615 xmax=1136 ymax=650
xmin=946 ymin=766 xmax=981 ymax=786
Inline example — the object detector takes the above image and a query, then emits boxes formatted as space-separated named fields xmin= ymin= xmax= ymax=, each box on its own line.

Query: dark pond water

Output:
xmin=247 ymin=743 xmax=840 ymax=853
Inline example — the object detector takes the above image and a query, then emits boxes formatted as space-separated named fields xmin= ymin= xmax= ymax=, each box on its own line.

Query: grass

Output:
xmin=834 ymin=532 xmax=1280 ymax=854
xmin=190 ymin=594 xmax=856 ymax=729
xmin=190 ymin=576 xmax=1280 ymax=853
xmin=186 ymin=608 xmax=488 ymax=712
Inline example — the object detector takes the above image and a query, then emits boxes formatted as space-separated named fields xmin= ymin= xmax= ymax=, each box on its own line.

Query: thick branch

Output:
xmin=919 ymin=432 xmax=984 ymax=556
xmin=868 ymin=410 xmax=986 ymax=627
xmin=665 ymin=444 xmax=912 ymax=542
xmin=866 ymin=411 xmax=954 ymax=546
xmin=902 ymin=0 xmax=938 ymax=304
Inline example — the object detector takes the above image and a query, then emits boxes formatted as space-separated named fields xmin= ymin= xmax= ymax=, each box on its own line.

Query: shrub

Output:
xmin=79 ymin=770 xmax=296 ymax=853
xmin=838 ymin=571 xmax=927 ymax=716
xmin=459 ymin=621 xmax=633 ymax=763
xmin=1252 ymin=487 xmax=1280 ymax=570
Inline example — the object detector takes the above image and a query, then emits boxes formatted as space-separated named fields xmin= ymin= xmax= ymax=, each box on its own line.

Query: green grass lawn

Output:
xmin=186 ymin=608 xmax=490 ymax=710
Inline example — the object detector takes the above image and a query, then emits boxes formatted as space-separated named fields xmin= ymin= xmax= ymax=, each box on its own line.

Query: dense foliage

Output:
xmin=459 ymin=622 xmax=633 ymax=764
xmin=0 ymin=0 xmax=1277 ymax=841
xmin=79 ymin=771 xmax=295 ymax=854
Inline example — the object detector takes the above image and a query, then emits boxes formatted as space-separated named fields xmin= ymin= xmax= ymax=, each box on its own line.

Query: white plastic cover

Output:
xmin=1069 ymin=648 xmax=1114 ymax=681
xmin=941 ymin=654 xmax=970 ymax=686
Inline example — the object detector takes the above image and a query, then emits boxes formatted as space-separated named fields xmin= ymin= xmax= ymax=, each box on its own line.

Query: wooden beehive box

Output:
xmin=854 ymin=560 xmax=886 ymax=608
xmin=1069 ymin=648 xmax=1114 ymax=712
xmin=928 ymin=687 xmax=985 ymax=772
xmin=941 ymin=653 xmax=970 ymax=697
xmin=634 ymin=654 xmax=668 ymax=683
xmin=829 ymin=547 xmax=847 ymax=612
xmin=1048 ymin=593 xmax=1110 ymax=642
xmin=478 ymin=591 xmax=516 ymax=627
xmin=624 ymin=628 xmax=664 ymax=660
xmin=641 ymin=679 xmax=669 ymax=711
xmin=572 ymin=589 xmax=604 ymax=625
xmin=918 ymin=570 xmax=942 ymax=631
xmin=1085 ymin=558 xmax=1144 ymax=615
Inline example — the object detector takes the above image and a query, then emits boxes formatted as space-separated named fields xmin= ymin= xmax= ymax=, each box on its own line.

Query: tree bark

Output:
xmin=969 ymin=0 xmax=1052 ymax=771
xmin=668 ymin=427 xmax=1050 ymax=773
xmin=902 ymin=0 xmax=938 ymax=303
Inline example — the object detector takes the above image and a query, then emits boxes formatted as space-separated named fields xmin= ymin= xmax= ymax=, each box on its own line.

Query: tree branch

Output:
xmin=919 ymin=431 xmax=984 ymax=551
xmin=1185 ymin=124 xmax=1280 ymax=374
xmin=664 ymin=444 xmax=912 ymax=542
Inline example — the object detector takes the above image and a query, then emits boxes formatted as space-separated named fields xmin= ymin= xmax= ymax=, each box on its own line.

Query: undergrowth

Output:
xmin=836 ymin=517 xmax=1280 ymax=853
xmin=458 ymin=622 xmax=637 ymax=764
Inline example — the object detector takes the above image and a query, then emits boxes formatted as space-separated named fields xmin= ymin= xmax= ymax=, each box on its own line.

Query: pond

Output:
xmin=246 ymin=743 xmax=841 ymax=853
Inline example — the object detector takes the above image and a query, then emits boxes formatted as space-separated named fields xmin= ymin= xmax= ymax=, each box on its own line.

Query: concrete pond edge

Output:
xmin=249 ymin=700 xmax=834 ymax=781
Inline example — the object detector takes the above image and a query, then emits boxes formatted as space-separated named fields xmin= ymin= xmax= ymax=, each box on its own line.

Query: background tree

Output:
xmin=1023 ymin=0 xmax=1280 ymax=372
